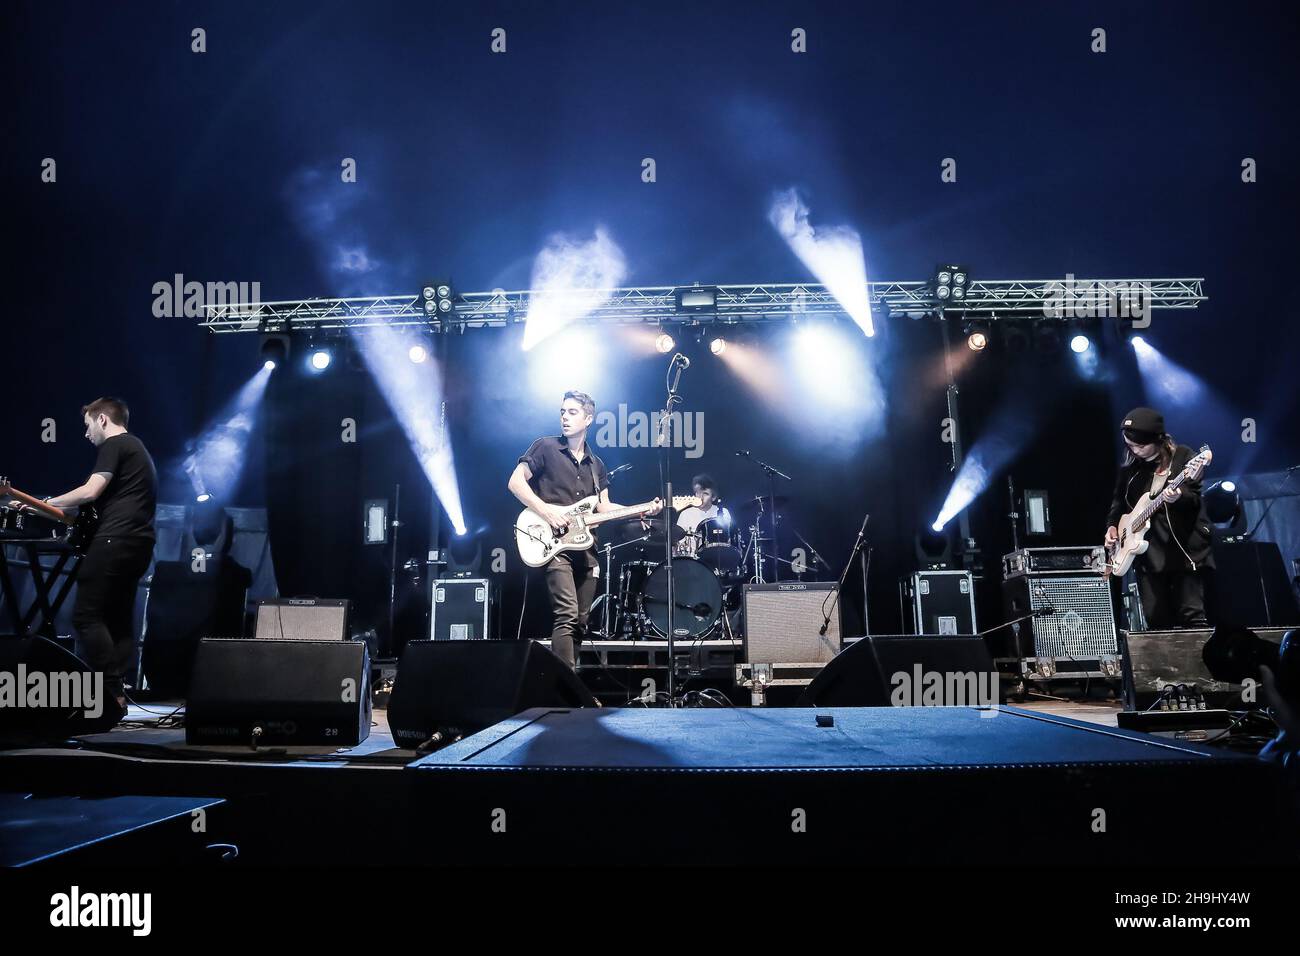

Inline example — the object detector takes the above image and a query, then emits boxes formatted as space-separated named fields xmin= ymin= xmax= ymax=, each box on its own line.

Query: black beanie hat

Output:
xmin=1121 ymin=407 xmax=1165 ymax=444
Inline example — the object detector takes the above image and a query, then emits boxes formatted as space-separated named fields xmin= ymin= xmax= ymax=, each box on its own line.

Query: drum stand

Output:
xmin=596 ymin=534 xmax=652 ymax=639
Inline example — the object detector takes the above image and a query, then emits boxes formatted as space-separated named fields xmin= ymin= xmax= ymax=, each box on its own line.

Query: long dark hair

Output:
xmin=1123 ymin=433 xmax=1177 ymax=470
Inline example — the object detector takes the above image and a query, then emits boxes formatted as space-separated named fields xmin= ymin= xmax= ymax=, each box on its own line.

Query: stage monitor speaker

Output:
xmin=141 ymin=558 xmax=251 ymax=697
xmin=254 ymin=598 xmax=349 ymax=641
xmin=388 ymin=639 xmax=597 ymax=749
xmin=798 ymin=634 xmax=997 ymax=707
xmin=185 ymin=638 xmax=371 ymax=746
xmin=742 ymin=582 xmax=841 ymax=664
xmin=1120 ymin=627 xmax=1289 ymax=711
xmin=0 ymin=636 xmax=116 ymax=739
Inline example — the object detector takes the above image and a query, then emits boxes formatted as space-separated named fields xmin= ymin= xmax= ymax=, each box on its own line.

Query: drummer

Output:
xmin=675 ymin=474 xmax=732 ymax=555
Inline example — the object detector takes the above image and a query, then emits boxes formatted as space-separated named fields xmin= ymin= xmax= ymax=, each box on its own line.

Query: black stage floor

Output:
xmin=3 ymin=702 xmax=1294 ymax=866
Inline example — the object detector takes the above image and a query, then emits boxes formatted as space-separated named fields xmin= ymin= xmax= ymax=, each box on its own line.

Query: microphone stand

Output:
xmin=820 ymin=512 xmax=869 ymax=638
xmin=658 ymin=355 xmax=687 ymax=704
xmin=737 ymin=451 xmax=791 ymax=582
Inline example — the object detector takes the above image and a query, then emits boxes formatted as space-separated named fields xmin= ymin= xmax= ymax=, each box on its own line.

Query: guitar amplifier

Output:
xmin=431 ymin=577 xmax=491 ymax=641
xmin=1001 ymin=575 xmax=1118 ymax=664
xmin=742 ymin=582 xmax=841 ymax=664
xmin=254 ymin=598 xmax=350 ymax=641
xmin=900 ymin=571 xmax=976 ymax=635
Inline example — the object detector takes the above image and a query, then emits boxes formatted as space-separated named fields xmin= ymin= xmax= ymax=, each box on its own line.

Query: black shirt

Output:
xmin=1105 ymin=444 xmax=1214 ymax=573
xmin=91 ymin=433 xmax=158 ymax=540
xmin=518 ymin=436 xmax=608 ymax=508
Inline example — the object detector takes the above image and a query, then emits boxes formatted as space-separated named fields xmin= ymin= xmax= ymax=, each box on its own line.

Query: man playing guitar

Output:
xmin=508 ymin=390 xmax=662 ymax=669
xmin=8 ymin=398 xmax=157 ymax=725
xmin=1104 ymin=407 xmax=1214 ymax=629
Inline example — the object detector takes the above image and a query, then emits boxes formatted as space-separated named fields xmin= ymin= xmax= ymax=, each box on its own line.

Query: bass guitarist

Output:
xmin=1104 ymin=407 xmax=1214 ymax=629
xmin=508 ymin=390 xmax=661 ymax=669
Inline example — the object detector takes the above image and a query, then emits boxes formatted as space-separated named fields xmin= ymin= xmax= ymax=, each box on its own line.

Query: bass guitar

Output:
xmin=0 ymin=477 xmax=100 ymax=553
xmin=1104 ymin=446 xmax=1212 ymax=577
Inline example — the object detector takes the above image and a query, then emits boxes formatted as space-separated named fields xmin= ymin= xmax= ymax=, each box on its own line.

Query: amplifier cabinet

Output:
xmin=431 ymin=577 xmax=490 ymax=641
xmin=900 ymin=571 xmax=976 ymax=636
xmin=1001 ymin=575 xmax=1117 ymax=660
xmin=742 ymin=582 xmax=841 ymax=664
xmin=254 ymin=598 xmax=349 ymax=641
xmin=1120 ymin=627 xmax=1290 ymax=711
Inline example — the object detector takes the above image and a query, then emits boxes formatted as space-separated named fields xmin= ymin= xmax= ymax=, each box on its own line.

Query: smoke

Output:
xmin=522 ymin=227 xmax=628 ymax=350
xmin=768 ymin=188 xmax=874 ymax=337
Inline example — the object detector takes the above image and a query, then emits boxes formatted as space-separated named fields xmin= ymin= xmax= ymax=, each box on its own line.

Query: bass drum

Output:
xmin=640 ymin=558 xmax=723 ymax=639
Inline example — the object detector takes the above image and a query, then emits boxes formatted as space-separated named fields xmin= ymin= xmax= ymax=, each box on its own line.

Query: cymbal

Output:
xmin=733 ymin=495 xmax=791 ymax=515
xmin=612 ymin=520 xmax=686 ymax=546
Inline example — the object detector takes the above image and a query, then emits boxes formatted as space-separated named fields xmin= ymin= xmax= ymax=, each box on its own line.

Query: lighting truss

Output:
xmin=199 ymin=278 xmax=1206 ymax=333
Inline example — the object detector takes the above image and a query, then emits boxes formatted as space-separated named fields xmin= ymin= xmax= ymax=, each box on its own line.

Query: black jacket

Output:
xmin=1106 ymin=444 xmax=1215 ymax=573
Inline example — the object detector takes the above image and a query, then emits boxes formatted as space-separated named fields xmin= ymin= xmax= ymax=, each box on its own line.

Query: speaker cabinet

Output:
xmin=742 ymin=582 xmax=841 ymax=664
xmin=799 ymin=634 xmax=997 ymax=707
xmin=0 ymin=636 xmax=115 ymax=738
xmin=254 ymin=598 xmax=350 ymax=641
xmin=186 ymin=638 xmax=371 ymax=745
xmin=1120 ymin=627 xmax=1290 ymax=711
xmin=388 ymin=640 xmax=597 ymax=749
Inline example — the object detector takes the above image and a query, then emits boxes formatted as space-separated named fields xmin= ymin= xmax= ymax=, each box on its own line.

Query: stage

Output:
xmin=3 ymin=698 xmax=1292 ymax=867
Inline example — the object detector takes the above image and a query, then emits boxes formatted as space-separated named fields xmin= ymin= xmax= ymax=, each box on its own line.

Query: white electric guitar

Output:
xmin=1104 ymin=446 xmax=1212 ymax=577
xmin=514 ymin=494 xmax=700 ymax=567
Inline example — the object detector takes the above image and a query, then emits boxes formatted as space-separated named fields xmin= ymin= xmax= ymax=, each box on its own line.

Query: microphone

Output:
xmin=735 ymin=450 xmax=751 ymax=458
xmin=673 ymin=353 xmax=691 ymax=369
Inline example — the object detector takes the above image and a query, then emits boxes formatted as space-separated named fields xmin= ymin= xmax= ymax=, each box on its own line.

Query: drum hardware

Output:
xmin=734 ymin=451 xmax=793 ymax=581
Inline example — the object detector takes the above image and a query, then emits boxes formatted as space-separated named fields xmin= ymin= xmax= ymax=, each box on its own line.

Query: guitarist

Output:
xmin=14 ymin=398 xmax=158 ymax=724
xmin=508 ymin=390 xmax=662 ymax=669
xmin=1104 ymin=407 xmax=1213 ymax=629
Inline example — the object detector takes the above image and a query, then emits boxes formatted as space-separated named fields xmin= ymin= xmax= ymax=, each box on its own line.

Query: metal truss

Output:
xmin=199 ymin=278 xmax=1206 ymax=333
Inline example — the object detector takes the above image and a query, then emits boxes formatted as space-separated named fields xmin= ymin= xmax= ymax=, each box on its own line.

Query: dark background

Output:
xmin=4 ymin=1 xmax=1298 ymax=647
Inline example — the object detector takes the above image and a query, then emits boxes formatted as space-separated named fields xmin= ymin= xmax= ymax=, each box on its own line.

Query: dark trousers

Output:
xmin=1137 ymin=562 xmax=1208 ymax=630
xmin=72 ymin=536 xmax=154 ymax=699
xmin=545 ymin=550 xmax=598 ymax=669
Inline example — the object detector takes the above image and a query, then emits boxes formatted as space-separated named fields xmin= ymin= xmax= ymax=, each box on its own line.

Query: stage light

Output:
xmin=710 ymin=337 xmax=727 ymax=355
xmin=656 ymin=332 xmax=675 ymax=353
xmin=767 ymin=189 xmax=875 ymax=336
xmin=675 ymin=286 xmax=718 ymax=312
xmin=1130 ymin=334 xmax=1146 ymax=348
xmin=351 ymin=325 xmax=467 ymax=536
xmin=934 ymin=264 xmax=969 ymax=310
xmin=408 ymin=344 xmax=428 ymax=364
xmin=1070 ymin=334 xmax=1092 ymax=353
xmin=1131 ymin=336 xmax=1207 ymax=405
xmin=931 ymin=519 xmax=944 ymax=532
xmin=310 ymin=350 xmax=332 ymax=371
xmin=420 ymin=279 xmax=454 ymax=320
xmin=1205 ymin=480 xmax=1243 ymax=525
xmin=916 ymin=527 xmax=955 ymax=569
xmin=179 ymin=364 xmax=273 ymax=505
xmin=962 ymin=319 xmax=989 ymax=352
xmin=259 ymin=334 xmax=288 ymax=370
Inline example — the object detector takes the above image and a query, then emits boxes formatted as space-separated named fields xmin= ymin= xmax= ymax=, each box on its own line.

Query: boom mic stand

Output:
xmin=658 ymin=353 xmax=688 ymax=704
xmin=820 ymin=512 xmax=870 ymax=638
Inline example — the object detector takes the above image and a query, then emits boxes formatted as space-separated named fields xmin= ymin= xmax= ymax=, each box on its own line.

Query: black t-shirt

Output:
xmin=91 ymin=433 xmax=158 ymax=540
xmin=517 ymin=436 xmax=608 ymax=507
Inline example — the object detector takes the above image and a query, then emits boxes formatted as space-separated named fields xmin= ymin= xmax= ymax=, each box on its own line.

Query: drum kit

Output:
xmin=588 ymin=494 xmax=799 ymax=642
